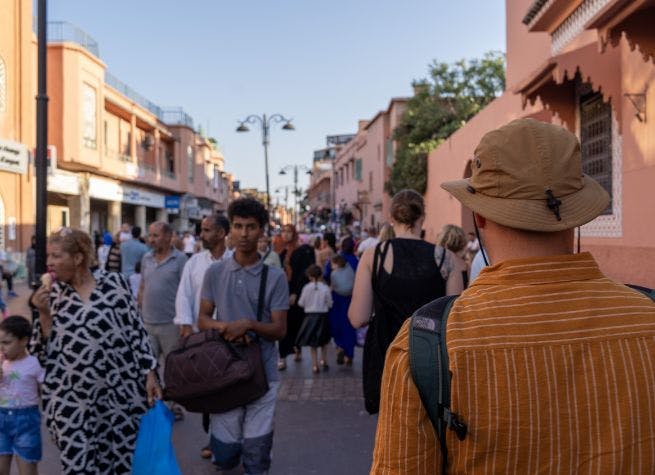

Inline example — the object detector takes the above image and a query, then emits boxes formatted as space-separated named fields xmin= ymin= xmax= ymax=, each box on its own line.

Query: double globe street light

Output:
xmin=279 ymin=164 xmax=312 ymax=228
xmin=236 ymin=114 xmax=295 ymax=221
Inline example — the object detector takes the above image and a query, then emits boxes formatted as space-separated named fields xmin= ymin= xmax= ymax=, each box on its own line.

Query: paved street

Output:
xmin=6 ymin=283 xmax=377 ymax=474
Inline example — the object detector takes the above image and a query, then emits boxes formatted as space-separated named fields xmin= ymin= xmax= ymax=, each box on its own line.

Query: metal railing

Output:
xmin=46 ymin=21 xmax=100 ymax=58
xmin=105 ymin=72 xmax=164 ymax=118
xmin=161 ymin=108 xmax=194 ymax=129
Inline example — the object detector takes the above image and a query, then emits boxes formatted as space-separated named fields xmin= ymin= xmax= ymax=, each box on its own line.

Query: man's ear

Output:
xmin=474 ymin=213 xmax=487 ymax=229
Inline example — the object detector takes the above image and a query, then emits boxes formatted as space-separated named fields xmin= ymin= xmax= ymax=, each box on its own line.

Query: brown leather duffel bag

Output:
xmin=163 ymin=266 xmax=269 ymax=413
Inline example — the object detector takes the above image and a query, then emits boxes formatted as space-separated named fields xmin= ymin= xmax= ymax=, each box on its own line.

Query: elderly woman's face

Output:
xmin=46 ymin=242 xmax=79 ymax=283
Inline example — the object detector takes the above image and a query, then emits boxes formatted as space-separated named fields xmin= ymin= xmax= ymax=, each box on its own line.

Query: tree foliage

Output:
xmin=387 ymin=51 xmax=506 ymax=195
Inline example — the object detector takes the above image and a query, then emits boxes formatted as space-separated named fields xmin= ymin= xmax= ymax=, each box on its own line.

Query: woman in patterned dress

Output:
xmin=30 ymin=228 xmax=161 ymax=474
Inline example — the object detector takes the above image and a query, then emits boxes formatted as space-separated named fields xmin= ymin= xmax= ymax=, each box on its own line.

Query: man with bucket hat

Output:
xmin=371 ymin=119 xmax=655 ymax=474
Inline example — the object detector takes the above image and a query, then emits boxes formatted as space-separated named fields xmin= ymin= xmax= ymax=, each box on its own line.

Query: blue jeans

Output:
xmin=0 ymin=406 xmax=42 ymax=462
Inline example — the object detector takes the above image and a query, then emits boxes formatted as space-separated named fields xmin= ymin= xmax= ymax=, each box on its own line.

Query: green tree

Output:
xmin=387 ymin=51 xmax=505 ymax=195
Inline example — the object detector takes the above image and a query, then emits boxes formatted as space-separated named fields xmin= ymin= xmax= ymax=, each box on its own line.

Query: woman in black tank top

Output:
xmin=348 ymin=190 xmax=463 ymax=414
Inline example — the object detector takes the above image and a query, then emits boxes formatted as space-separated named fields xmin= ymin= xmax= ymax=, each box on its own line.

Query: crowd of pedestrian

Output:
xmin=0 ymin=119 xmax=653 ymax=474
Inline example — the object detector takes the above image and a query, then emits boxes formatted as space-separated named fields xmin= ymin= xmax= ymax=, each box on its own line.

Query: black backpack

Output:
xmin=409 ymin=285 xmax=655 ymax=474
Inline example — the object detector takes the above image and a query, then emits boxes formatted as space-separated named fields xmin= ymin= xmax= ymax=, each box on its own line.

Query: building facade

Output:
xmin=333 ymin=99 xmax=407 ymax=231
xmin=423 ymin=0 xmax=655 ymax=287
xmin=0 ymin=0 xmax=234 ymax=260
xmin=0 ymin=0 xmax=36 ymax=255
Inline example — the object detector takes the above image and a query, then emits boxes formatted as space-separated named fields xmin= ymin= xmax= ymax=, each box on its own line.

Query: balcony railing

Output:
xmin=46 ymin=21 xmax=100 ymax=58
xmin=161 ymin=108 xmax=194 ymax=129
xmin=105 ymin=72 xmax=164 ymax=118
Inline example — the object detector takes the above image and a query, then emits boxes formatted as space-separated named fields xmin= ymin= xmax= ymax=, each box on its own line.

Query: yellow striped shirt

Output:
xmin=371 ymin=253 xmax=655 ymax=474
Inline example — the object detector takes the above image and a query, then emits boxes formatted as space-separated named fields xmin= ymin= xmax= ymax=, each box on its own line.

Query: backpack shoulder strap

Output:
xmin=256 ymin=265 xmax=269 ymax=322
xmin=409 ymin=294 xmax=467 ymax=474
xmin=625 ymin=283 xmax=655 ymax=302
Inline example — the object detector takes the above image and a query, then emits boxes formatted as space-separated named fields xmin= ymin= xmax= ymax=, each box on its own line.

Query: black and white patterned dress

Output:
xmin=30 ymin=269 xmax=157 ymax=474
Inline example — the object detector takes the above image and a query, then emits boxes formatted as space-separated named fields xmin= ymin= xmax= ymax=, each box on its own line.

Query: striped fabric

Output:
xmin=371 ymin=253 xmax=655 ymax=474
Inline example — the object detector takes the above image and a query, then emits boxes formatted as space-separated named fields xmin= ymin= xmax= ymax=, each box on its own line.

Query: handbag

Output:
xmin=163 ymin=265 xmax=270 ymax=413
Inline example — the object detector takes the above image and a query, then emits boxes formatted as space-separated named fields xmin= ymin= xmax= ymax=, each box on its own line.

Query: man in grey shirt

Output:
xmin=121 ymin=225 xmax=149 ymax=278
xmin=200 ymin=198 xmax=289 ymax=475
xmin=139 ymin=221 xmax=187 ymax=364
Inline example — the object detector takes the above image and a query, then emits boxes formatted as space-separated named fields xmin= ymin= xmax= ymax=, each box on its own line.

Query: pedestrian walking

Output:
xmin=174 ymin=214 xmax=232 ymax=459
xmin=182 ymin=231 xmax=196 ymax=259
xmin=296 ymin=264 xmax=333 ymax=374
xmin=121 ymin=226 xmax=148 ymax=279
xmin=0 ymin=316 xmax=44 ymax=475
xmin=315 ymin=232 xmax=336 ymax=270
xmin=356 ymin=227 xmax=379 ymax=257
xmin=277 ymin=224 xmax=315 ymax=370
xmin=29 ymin=228 xmax=160 ymax=474
xmin=0 ymin=250 xmax=18 ymax=299
xmin=371 ymin=118 xmax=655 ymax=473
xmin=349 ymin=189 xmax=463 ymax=414
xmin=198 ymin=197 xmax=289 ymax=475
xmin=25 ymin=236 xmax=36 ymax=288
xmin=96 ymin=232 xmax=112 ymax=271
xmin=437 ymin=224 xmax=469 ymax=288
xmin=258 ymin=235 xmax=282 ymax=268
xmin=104 ymin=232 xmax=122 ymax=273
xmin=327 ymin=254 xmax=357 ymax=366
xmin=139 ymin=222 xmax=187 ymax=419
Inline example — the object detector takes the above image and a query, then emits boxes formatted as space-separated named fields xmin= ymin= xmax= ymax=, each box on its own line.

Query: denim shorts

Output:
xmin=0 ymin=406 xmax=42 ymax=462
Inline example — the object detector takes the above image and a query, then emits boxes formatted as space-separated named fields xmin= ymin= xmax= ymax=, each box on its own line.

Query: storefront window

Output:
xmin=82 ymin=83 xmax=97 ymax=149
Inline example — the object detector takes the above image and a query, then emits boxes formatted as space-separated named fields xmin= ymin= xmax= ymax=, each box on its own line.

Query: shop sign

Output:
xmin=47 ymin=173 xmax=79 ymax=195
xmin=165 ymin=196 xmax=181 ymax=209
xmin=0 ymin=139 xmax=28 ymax=175
xmin=88 ymin=177 xmax=165 ymax=208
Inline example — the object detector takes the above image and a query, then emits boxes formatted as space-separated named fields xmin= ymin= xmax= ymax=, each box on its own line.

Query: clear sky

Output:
xmin=49 ymin=0 xmax=506 ymax=198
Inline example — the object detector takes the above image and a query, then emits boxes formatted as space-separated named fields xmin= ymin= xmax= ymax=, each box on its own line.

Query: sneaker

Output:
xmin=7 ymin=291 xmax=17 ymax=298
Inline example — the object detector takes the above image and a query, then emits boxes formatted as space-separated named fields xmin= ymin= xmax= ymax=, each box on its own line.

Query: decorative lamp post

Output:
xmin=236 ymin=114 xmax=295 ymax=222
xmin=279 ymin=164 xmax=311 ymax=228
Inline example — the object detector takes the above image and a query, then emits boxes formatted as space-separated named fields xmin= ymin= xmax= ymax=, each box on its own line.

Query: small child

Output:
xmin=0 ymin=316 xmax=44 ymax=475
xmin=296 ymin=265 xmax=333 ymax=374
xmin=330 ymin=255 xmax=355 ymax=297
xmin=129 ymin=261 xmax=142 ymax=299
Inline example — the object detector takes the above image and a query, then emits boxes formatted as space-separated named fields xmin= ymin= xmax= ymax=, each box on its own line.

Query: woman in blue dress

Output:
xmin=324 ymin=236 xmax=358 ymax=366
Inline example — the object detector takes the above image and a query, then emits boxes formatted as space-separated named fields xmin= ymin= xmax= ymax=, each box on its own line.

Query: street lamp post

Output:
xmin=236 ymin=114 xmax=295 ymax=221
xmin=279 ymin=164 xmax=311 ymax=228
xmin=35 ymin=0 xmax=49 ymax=283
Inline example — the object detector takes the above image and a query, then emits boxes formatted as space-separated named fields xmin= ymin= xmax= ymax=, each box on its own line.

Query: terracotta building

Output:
xmin=0 ymin=0 xmax=36 ymax=254
xmin=0 ymin=0 xmax=234 ymax=263
xmin=334 ymin=98 xmax=407 ymax=230
xmin=423 ymin=0 xmax=655 ymax=287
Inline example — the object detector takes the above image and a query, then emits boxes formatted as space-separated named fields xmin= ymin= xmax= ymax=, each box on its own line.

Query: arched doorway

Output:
xmin=460 ymin=160 xmax=474 ymax=234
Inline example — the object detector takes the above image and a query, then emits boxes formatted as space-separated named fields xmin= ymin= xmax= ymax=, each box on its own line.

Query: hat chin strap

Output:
xmin=472 ymin=212 xmax=490 ymax=267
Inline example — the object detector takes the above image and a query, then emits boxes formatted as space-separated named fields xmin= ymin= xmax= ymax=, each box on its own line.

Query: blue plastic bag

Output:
xmin=132 ymin=401 xmax=182 ymax=475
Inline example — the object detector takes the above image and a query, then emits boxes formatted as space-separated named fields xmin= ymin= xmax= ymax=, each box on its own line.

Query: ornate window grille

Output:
xmin=579 ymin=87 xmax=612 ymax=215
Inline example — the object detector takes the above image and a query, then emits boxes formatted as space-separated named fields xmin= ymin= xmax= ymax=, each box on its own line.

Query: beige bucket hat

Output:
xmin=441 ymin=118 xmax=610 ymax=232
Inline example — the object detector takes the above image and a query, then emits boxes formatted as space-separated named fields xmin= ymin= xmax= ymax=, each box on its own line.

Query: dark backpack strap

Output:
xmin=409 ymin=294 xmax=467 ymax=474
xmin=626 ymin=283 xmax=655 ymax=302
xmin=257 ymin=265 xmax=269 ymax=322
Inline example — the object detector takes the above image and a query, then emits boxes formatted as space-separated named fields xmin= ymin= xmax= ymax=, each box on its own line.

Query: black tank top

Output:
xmin=372 ymin=238 xmax=446 ymax=354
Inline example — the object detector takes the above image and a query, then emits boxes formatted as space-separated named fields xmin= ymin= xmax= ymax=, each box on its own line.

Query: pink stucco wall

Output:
xmin=423 ymin=0 xmax=655 ymax=287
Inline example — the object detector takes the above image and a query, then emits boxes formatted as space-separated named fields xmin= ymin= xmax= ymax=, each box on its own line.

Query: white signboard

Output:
xmin=88 ymin=177 xmax=165 ymax=208
xmin=0 ymin=139 xmax=28 ymax=175
xmin=48 ymin=173 xmax=80 ymax=195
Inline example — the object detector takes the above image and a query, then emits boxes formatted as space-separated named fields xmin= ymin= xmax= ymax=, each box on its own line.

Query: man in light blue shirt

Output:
xmin=121 ymin=226 xmax=149 ymax=278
